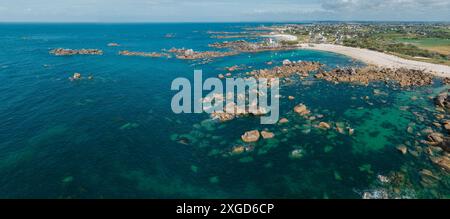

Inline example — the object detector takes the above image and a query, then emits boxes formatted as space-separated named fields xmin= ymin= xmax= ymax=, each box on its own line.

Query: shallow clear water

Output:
xmin=0 ymin=23 xmax=448 ymax=198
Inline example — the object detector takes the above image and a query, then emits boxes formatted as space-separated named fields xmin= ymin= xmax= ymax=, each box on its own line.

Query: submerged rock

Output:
xmin=427 ymin=132 xmax=444 ymax=146
xmin=62 ymin=176 xmax=74 ymax=184
xmin=294 ymin=104 xmax=310 ymax=116
xmin=231 ymin=145 xmax=246 ymax=155
xmin=241 ymin=130 xmax=260 ymax=143
xmin=396 ymin=145 xmax=408 ymax=155
xmin=190 ymin=165 xmax=199 ymax=173
xmin=362 ymin=190 xmax=389 ymax=199
xmin=419 ymin=169 xmax=440 ymax=187
xmin=290 ymin=149 xmax=305 ymax=159
xmin=119 ymin=122 xmax=140 ymax=130
xmin=209 ymin=176 xmax=220 ymax=184
xmin=434 ymin=91 xmax=450 ymax=111
xmin=430 ymin=155 xmax=450 ymax=172
xmin=239 ymin=156 xmax=254 ymax=163
xmin=348 ymin=128 xmax=355 ymax=136
xmin=442 ymin=120 xmax=450 ymax=134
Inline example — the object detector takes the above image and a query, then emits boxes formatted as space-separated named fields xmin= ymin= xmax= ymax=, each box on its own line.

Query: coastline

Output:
xmin=299 ymin=43 xmax=450 ymax=78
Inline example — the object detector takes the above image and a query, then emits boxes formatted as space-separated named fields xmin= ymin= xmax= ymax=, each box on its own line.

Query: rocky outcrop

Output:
xmin=290 ymin=149 xmax=305 ymax=159
xmin=69 ymin=73 xmax=82 ymax=81
xmin=208 ymin=39 xmax=298 ymax=53
xmin=119 ymin=50 xmax=171 ymax=58
xmin=294 ymin=104 xmax=311 ymax=116
xmin=50 ymin=48 xmax=103 ymax=56
xmin=278 ymin=118 xmax=289 ymax=124
xmin=245 ymin=61 xmax=323 ymax=79
xmin=167 ymin=47 xmax=238 ymax=60
xmin=261 ymin=131 xmax=275 ymax=139
xmin=315 ymin=66 xmax=434 ymax=87
xmin=318 ymin=122 xmax=331 ymax=130
xmin=241 ymin=130 xmax=260 ymax=143
xmin=231 ymin=145 xmax=246 ymax=155
xmin=430 ymin=155 xmax=450 ymax=173
xmin=443 ymin=77 xmax=450 ymax=85
xmin=434 ymin=91 xmax=450 ymax=111
xmin=396 ymin=145 xmax=408 ymax=155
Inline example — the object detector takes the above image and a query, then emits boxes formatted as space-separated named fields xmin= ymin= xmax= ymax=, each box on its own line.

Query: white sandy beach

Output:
xmin=263 ymin=34 xmax=299 ymax=42
xmin=299 ymin=43 xmax=450 ymax=78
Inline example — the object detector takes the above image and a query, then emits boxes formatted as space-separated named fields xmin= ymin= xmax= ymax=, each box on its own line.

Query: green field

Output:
xmin=397 ymin=38 xmax=450 ymax=55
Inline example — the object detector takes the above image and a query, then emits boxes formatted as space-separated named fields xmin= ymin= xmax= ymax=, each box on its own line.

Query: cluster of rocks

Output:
xmin=208 ymin=40 xmax=298 ymax=53
xmin=204 ymin=93 xmax=269 ymax=122
xmin=166 ymin=47 xmax=238 ymax=60
xmin=413 ymin=90 xmax=450 ymax=174
xmin=244 ymin=61 xmax=323 ymax=79
xmin=434 ymin=90 xmax=450 ymax=111
xmin=209 ymin=40 xmax=251 ymax=49
xmin=241 ymin=130 xmax=275 ymax=143
xmin=225 ymin=65 xmax=244 ymax=72
xmin=314 ymin=67 xmax=434 ymax=87
xmin=293 ymin=103 xmax=355 ymax=135
xmin=443 ymin=77 xmax=450 ymax=85
xmin=217 ymin=72 xmax=233 ymax=79
xmin=210 ymin=105 xmax=269 ymax=122
xmin=50 ymin=48 xmax=103 ymax=56
xmin=119 ymin=50 xmax=171 ymax=58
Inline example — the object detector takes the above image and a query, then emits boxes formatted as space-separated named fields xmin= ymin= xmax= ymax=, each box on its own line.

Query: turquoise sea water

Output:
xmin=0 ymin=23 xmax=448 ymax=198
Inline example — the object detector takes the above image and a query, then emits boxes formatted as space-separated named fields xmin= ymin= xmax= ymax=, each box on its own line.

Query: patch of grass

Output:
xmin=396 ymin=38 xmax=450 ymax=55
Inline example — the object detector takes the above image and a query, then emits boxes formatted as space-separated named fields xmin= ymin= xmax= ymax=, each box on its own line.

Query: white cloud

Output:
xmin=0 ymin=0 xmax=448 ymax=22
xmin=321 ymin=0 xmax=450 ymax=11
xmin=316 ymin=0 xmax=450 ymax=21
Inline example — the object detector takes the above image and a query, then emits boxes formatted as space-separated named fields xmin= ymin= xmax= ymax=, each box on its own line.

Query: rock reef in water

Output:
xmin=261 ymin=131 xmax=275 ymax=139
xmin=208 ymin=39 xmax=298 ymax=53
xmin=315 ymin=66 xmax=434 ymax=87
xmin=241 ymin=130 xmax=260 ymax=143
xmin=290 ymin=149 xmax=305 ymax=159
xmin=294 ymin=103 xmax=311 ymax=116
xmin=50 ymin=48 xmax=103 ymax=56
xmin=244 ymin=61 xmax=323 ymax=79
xmin=167 ymin=47 xmax=238 ymax=60
xmin=418 ymin=91 xmax=450 ymax=173
xmin=434 ymin=91 xmax=450 ymax=111
xmin=119 ymin=50 xmax=171 ymax=58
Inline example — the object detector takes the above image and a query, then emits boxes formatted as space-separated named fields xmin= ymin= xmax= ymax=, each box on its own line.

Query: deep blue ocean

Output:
xmin=0 ymin=23 xmax=448 ymax=198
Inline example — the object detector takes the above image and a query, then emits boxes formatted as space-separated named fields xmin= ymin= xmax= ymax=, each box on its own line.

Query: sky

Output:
xmin=0 ymin=0 xmax=449 ymax=22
